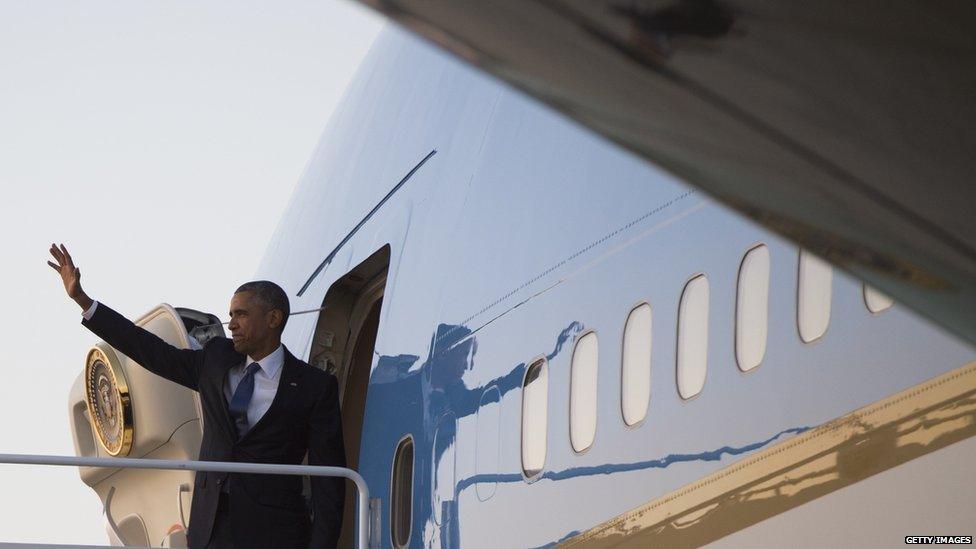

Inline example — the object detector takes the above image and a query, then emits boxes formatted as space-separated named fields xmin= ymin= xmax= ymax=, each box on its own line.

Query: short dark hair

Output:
xmin=235 ymin=280 xmax=290 ymax=332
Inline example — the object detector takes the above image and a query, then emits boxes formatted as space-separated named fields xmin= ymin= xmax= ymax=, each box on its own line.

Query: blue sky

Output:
xmin=0 ymin=1 xmax=383 ymax=543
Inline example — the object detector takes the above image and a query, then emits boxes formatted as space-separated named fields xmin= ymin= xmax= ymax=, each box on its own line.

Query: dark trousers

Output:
xmin=205 ymin=492 xmax=233 ymax=549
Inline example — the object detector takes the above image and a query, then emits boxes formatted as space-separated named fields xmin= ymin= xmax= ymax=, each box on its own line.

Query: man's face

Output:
xmin=227 ymin=291 xmax=280 ymax=355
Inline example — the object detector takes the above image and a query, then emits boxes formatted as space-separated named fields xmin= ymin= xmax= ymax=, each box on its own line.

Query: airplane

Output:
xmin=352 ymin=0 xmax=976 ymax=348
xmin=67 ymin=15 xmax=975 ymax=549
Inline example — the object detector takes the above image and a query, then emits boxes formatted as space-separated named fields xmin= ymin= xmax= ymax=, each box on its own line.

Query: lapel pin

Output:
xmin=290 ymin=382 xmax=298 ymax=387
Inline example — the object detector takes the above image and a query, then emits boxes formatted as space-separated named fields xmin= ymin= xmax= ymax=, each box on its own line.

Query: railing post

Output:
xmin=368 ymin=497 xmax=382 ymax=549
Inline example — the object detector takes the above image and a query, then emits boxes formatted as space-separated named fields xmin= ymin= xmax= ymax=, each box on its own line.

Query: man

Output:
xmin=48 ymin=243 xmax=345 ymax=549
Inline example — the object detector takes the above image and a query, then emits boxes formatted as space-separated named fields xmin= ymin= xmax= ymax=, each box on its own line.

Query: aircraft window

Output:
xmin=797 ymin=250 xmax=832 ymax=343
xmin=622 ymin=304 xmax=652 ymax=426
xmin=391 ymin=436 xmax=414 ymax=548
xmin=570 ymin=332 xmax=599 ymax=452
xmin=864 ymin=285 xmax=894 ymax=313
xmin=522 ymin=359 xmax=549 ymax=478
xmin=677 ymin=275 xmax=709 ymax=399
xmin=736 ymin=245 xmax=770 ymax=372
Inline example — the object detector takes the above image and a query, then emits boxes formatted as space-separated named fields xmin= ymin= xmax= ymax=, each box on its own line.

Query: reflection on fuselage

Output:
xmin=249 ymin=25 xmax=976 ymax=549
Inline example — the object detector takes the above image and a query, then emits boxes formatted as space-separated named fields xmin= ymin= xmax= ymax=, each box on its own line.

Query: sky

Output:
xmin=0 ymin=1 xmax=384 ymax=544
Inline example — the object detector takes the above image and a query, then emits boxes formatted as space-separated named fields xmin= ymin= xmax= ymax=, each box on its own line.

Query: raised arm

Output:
xmin=48 ymin=243 xmax=205 ymax=390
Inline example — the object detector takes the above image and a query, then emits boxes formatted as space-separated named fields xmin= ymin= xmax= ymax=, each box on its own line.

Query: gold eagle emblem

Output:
xmin=84 ymin=344 xmax=133 ymax=456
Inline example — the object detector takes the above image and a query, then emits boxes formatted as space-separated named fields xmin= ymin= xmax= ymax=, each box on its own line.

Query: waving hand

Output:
xmin=48 ymin=243 xmax=94 ymax=310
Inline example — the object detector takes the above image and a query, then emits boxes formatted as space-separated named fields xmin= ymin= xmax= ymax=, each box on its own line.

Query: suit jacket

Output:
xmin=83 ymin=303 xmax=346 ymax=549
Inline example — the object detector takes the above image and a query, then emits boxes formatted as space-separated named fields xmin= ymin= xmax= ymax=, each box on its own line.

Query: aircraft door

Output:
xmin=68 ymin=304 xmax=222 ymax=547
xmin=309 ymin=246 xmax=390 ymax=549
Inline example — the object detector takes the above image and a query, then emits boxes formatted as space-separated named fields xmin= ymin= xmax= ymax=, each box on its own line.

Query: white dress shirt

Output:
xmin=224 ymin=344 xmax=284 ymax=431
xmin=83 ymin=300 xmax=283 ymax=431
xmin=82 ymin=300 xmax=99 ymax=320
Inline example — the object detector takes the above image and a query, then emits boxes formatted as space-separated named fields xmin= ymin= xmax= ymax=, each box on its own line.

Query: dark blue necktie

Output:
xmin=229 ymin=362 xmax=261 ymax=437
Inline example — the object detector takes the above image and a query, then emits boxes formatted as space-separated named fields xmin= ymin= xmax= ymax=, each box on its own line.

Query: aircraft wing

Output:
xmin=355 ymin=0 xmax=976 ymax=344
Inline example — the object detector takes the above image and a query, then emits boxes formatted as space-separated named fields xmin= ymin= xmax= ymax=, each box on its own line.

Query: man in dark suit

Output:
xmin=48 ymin=243 xmax=346 ymax=549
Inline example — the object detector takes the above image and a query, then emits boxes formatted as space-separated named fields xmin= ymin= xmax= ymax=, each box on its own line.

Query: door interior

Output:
xmin=308 ymin=246 xmax=390 ymax=548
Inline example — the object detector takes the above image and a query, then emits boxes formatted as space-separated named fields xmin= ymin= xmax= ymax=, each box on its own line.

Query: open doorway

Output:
xmin=308 ymin=246 xmax=390 ymax=548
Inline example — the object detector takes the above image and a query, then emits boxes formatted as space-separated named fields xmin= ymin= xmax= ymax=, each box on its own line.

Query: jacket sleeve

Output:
xmin=308 ymin=373 xmax=347 ymax=548
xmin=81 ymin=302 xmax=205 ymax=391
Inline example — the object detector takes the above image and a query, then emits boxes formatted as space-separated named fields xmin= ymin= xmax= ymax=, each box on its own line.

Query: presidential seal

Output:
xmin=85 ymin=344 xmax=133 ymax=456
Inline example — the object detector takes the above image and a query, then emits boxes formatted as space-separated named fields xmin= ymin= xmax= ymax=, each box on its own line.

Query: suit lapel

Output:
xmin=215 ymin=354 xmax=243 ymax=441
xmin=238 ymin=346 xmax=304 ymax=443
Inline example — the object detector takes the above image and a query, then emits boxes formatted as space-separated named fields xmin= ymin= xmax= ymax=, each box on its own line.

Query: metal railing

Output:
xmin=0 ymin=453 xmax=375 ymax=549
